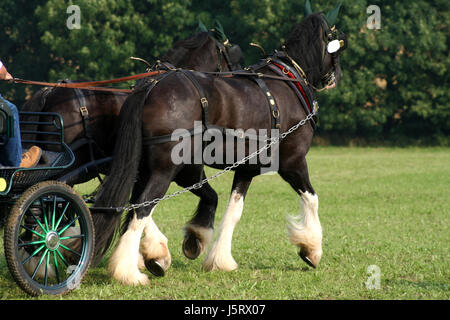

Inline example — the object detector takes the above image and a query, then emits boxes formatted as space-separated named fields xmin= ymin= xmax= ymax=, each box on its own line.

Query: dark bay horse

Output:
xmin=21 ymin=31 xmax=243 ymax=186
xmin=10 ymin=31 xmax=242 ymax=260
xmin=93 ymin=13 xmax=347 ymax=285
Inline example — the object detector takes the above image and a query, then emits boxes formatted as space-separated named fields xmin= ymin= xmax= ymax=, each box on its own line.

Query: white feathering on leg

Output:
xmin=287 ymin=191 xmax=322 ymax=263
xmin=203 ymin=191 xmax=244 ymax=271
xmin=108 ymin=212 xmax=152 ymax=286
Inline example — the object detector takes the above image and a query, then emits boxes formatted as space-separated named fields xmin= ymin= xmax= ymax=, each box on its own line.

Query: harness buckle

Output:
xmin=80 ymin=106 xmax=89 ymax=117
xmin=272 ymin=110 xmax=280 ymax=119
xmin=313 ymin=101 xmax=320 ymax=113
xmin=200 ymin=97 xmax=208 ymax=108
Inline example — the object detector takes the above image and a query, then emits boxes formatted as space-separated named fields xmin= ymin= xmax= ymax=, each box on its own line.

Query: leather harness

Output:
xmin=142 ymin=52 xmax=318 ymax=147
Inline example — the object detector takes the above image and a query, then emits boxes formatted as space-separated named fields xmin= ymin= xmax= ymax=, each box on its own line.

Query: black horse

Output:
xmin=21 ymin=30 xmax=242 ymax=185
xmin=93 ymin=12 xmax=347 ymax=285
xmin=0 ymin=31 xmax=242 ymax=233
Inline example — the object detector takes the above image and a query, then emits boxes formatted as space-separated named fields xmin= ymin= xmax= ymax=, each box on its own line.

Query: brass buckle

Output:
xmin=80 ymin=106 xmax=88 ymax=117
xmin=200 ymin=97 xmax=208 ymax=108
xmin=272 ymin=110 xmax=280 ymax=118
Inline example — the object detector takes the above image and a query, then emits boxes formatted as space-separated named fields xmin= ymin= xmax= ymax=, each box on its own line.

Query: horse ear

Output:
xmin=197 ymin=20 xmax=208 ymax=33
xmin=305 ymin=0 xmax=313 ymax=16
xmin=325 ymin=0 xmax=342 ymax=26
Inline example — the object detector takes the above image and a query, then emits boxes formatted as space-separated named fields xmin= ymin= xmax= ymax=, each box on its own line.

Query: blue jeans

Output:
xmin=0 ymin=94 xmax=22 ymax=167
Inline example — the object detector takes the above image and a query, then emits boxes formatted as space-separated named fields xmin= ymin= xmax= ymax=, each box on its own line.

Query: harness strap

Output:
xmin=71 ymin=84 xmax=105 ymax=183
xmin=179 ymin=70 xmax=211 ymax=128
xmin=247 ymin=69 xmax=281 ymax=131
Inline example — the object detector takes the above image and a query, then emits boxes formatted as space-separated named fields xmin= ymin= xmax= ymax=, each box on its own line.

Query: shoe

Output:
xmin=20 ymin=146 xmax=42 ymax=168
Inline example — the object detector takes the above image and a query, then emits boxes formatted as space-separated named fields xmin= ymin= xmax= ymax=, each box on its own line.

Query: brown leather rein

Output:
xmin=9 ymin=70 xmax=166 ymax=93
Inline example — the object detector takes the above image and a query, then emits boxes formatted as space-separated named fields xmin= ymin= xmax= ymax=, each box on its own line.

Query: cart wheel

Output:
xmin=4 ymin=181 xmax=94 ymax=296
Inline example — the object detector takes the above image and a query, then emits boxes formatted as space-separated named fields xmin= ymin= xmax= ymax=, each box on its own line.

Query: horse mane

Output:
xmin=283 ymin=13 xmax=326 ymax=85
xmin=161 ymin=32 xmax=211 ymax=65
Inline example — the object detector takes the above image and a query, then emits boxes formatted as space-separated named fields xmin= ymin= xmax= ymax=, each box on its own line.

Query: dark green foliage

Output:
xmin=0 ymin=0 xmax=448 ymax=144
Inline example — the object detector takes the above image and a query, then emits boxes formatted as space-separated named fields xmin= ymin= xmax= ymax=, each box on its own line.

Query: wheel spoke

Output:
xmin=44 ymin=251 xmax=50 ymax=286
xmin=57 ymin=215 xmax=80 ymax=235
xmin=18 ymin=239 xmax=46 ymax=248
xmin=53 ymin=251 xmax=61 ymax=284
xmin=40 ymin=198 xmax=49 ymax=232
xmin=55 ymin=202 xmax=70 ymax=231
xmin=27 ymin=209 xmax=47 ymax=234
xmin=20 ymin=224 xmax=45 ymax=239
xmin=22 ymin=244 xmax=45 ymax=265
xmin=31 ymin=249 xmax=49 ymax=280
xmin=59 ymin=244 xmax=81 ymax=257
xmin=52 ymin=196 xmax=57 ymax=230
xmin=60 ymin=234 xmax=85 ymax=240
xmin=55 ymin=248 xmax=69 ymax=267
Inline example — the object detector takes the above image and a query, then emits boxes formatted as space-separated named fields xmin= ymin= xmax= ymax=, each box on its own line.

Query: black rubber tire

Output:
xmin=4 ymin=181 xmax=95 ymax=296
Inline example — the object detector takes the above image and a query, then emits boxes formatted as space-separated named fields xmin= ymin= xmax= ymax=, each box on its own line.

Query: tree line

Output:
xmin=0 ymin=0 xmax=448 ymax=145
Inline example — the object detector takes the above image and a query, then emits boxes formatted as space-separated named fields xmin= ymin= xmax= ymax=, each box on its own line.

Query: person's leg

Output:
xmin=0 ymin=95 xmax=22 ymax=167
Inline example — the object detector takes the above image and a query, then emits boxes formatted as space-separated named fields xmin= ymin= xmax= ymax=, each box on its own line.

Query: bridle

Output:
xmin=317 ymin=14 xmax=346 ymax=90
xmin=211 ymin=35 xmax=240 ymax=72
xmin=282 ymin=14 xmax=345 ymax=93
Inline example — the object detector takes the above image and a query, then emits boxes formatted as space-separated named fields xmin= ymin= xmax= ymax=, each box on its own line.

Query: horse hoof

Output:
xmin=182 ymin=234 xmax=201 ymax=260
xmin=298 ymin=251 xmax=317 ymax=269
xmin=145 ymin=259 xmax=165 ymax=277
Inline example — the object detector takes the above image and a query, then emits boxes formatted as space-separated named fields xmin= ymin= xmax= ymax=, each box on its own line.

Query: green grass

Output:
xmin=1 ymin=147 xmax=449 ymax=300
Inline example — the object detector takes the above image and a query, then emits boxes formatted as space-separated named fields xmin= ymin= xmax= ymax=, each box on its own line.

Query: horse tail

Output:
xmin=92 ymin=88 xmax=147 ymax=264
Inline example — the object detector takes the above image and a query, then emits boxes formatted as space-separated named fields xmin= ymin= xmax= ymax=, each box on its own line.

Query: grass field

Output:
xmin=0 ymin=147 xmax=449 ymax=300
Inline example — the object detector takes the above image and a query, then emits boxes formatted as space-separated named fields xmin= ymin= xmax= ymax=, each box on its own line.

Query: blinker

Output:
xmin=327 ymin=40 xmax=341 ymax=54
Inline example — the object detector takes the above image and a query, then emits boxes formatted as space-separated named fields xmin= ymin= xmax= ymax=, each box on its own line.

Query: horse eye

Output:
xmin=327 ymin=40 xmax=340 ymax=54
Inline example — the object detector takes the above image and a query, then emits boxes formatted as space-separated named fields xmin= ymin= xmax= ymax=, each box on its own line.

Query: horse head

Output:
xmin=283 ymin=2 xmax=347 ymax=91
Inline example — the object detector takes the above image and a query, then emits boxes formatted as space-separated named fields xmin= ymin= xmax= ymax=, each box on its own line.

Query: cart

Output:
xmin=0 ymin=110 xmax=95 ymax=296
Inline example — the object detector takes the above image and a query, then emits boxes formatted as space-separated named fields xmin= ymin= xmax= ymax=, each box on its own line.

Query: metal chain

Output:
xmin=122 ymin=112 xmax=316 ymax=212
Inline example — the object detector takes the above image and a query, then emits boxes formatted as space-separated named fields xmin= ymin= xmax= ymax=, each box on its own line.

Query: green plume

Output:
xmin=213 ymin=20 xmax=228 ymax=42
xmin=197 ymin=19 xmax=208 ymax=33
xmin=305 ymin=0 xmax=313 ymax=16
xmin=325 ymin=0 xmax=342 ymax=26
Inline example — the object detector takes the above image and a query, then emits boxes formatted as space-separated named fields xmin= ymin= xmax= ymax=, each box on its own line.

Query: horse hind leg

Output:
xmin=108 ymin=210 xmax=153 ymax=285
xmin=175 ymin=166 xmax=217 ymax=260
xmin=109 ymin=170 xmax=174 ymax=285
xmin=139 ymin=212 xmax=172 ymax=277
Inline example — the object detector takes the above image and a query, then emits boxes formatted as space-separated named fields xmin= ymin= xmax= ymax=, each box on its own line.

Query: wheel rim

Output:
xmin=16 ymin=192 xmax=90 ymax=290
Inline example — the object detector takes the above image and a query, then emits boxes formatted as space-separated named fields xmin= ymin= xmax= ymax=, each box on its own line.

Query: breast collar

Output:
xmin=265 ymin=53 xmax=319 ymax=130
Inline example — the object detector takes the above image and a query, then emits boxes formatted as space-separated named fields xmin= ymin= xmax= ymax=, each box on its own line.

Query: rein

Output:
xmin=9 ymin=70 xmax=166 ymax=93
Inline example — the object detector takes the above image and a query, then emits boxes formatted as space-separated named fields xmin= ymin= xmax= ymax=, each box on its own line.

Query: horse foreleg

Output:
xmin=203 ymin=171 xmax=253 ymax=272
xmin=280 ymin=159 xmax=323 ymax=268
